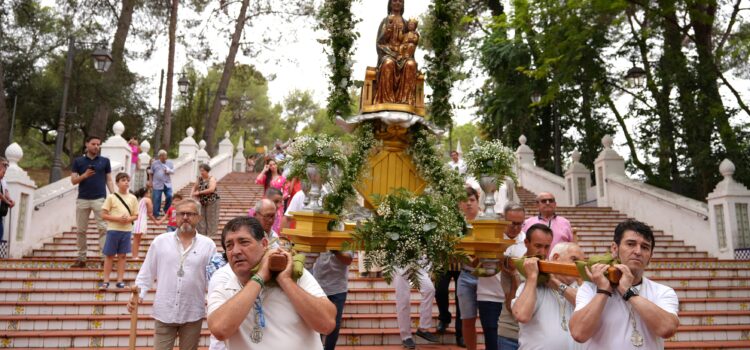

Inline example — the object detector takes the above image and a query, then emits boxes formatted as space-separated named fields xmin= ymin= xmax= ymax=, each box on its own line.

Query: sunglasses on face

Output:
xmin=538 ymin=199 xmax=555 ymax=204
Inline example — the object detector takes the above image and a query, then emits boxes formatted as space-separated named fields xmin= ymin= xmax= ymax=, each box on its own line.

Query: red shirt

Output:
xmin=165 ymin=206 xmax=177 ymax=226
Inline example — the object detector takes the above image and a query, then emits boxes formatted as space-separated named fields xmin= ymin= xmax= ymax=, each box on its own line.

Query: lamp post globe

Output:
xmin=625 ymin=66 xmax=646 ymax=88
xmin=219 ymin=95 xmax=229 ymax=107
xmin=177 ymin=75 xmax=190 ymax=96
xmin=91 ymin=46 xmax=113 ymax=73
xmin=531 ymin=91 xmax=542 ymax=104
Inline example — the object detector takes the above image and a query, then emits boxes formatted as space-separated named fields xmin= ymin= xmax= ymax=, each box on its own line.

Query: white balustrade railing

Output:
xmin=5 ymin=123 xmax=239 ymax=258
xmin=513 ymin=134 xmax=750 ymax=259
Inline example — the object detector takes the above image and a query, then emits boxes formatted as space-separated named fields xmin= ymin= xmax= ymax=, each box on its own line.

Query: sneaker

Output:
xmin=98 ymin=282 xmax=110 ymax=290
xmin=401 ymin=338 xmax=416 ymax=349
xmin=71 ymin=260 xmax=87 ymax=268
xmin=416 ymin=329 xmax=439 ymax=343
xmin=115 ymin=282 xmax=127 ymax=289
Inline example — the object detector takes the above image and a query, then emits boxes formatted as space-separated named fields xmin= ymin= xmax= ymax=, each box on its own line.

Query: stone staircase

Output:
xmin=0 ymin=173 xmax=748 ymax=349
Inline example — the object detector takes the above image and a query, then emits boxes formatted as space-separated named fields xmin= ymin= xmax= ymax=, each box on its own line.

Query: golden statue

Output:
xmin=360 ymin=0 xmax=425 ymax=116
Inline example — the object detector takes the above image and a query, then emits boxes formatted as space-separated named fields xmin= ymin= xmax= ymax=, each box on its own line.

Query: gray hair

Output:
xmin=265 ymin=187 xmax=282 ymax=198
xmin=254 ymin=198 xmax=275 ymax=213
xmin=550 ymin=242 xmax=579 ymax=259
xmin=503 ymin=201 xmax=525 ymax=215
xmin=158 ymin=149 xmax=168 ymax=157
xmin=176 ymin=197 xmax=202 ymax=214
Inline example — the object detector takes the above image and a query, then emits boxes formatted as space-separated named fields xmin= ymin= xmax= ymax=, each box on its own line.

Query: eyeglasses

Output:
xmin=258 ymin=212 xmax=275 ymax=220
xmin=177 ymin=211 xmax=199 ymax=218
xmin=538 ymin=199 xmax=556 ymax=204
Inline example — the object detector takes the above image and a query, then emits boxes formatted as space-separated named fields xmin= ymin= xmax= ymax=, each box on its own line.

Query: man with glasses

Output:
xmin=521 ymin=192 xmax=573 ymax=256
xmin=249 ymin=198 xmax=281 ymax=246
xmin=129 ymin=198 xmax=216 ymax=350
xmin=497 ymin=202 xmax=528 ymax=350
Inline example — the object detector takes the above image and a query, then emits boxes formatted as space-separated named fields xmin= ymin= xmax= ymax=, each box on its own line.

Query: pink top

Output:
xmin=521 ymin=215 xmax=573 ymax=257
xmin=130 ymin=145 xmax=139 ymax=164
xmin=255 ymin=173 xmax=287 ymax=197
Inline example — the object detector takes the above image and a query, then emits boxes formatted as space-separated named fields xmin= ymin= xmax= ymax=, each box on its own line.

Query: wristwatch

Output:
xmin=623 ymin=286 xmax=639 ymax=301
xmin=558 ymin=283 xmax=568 ymax=295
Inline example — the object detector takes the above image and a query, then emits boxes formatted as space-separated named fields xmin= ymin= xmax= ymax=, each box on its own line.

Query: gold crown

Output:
xmin=407 ymin=17 xmax=418 ymax=26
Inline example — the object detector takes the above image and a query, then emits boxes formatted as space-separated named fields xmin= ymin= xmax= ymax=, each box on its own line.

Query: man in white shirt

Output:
xmin=498 ymin=203 xmax=529 ymax=350
xmin=512 ymin=241 xmax=585 ymax=350
xmin=447 ymin=150 xmax=467 ymax=175
xmin=128 ymin=198 xmax=216 ymax=350
xmin=208 ymin=216 xmax=336 ymax=349
xmin=570 ymin=219 xmax=680 ymax=349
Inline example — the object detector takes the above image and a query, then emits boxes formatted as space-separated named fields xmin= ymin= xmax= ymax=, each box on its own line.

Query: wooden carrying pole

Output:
xmin=129 ymin=286 xmax=140 ymax=350
xmin=515 ymin=259 xmax=623 ymax=284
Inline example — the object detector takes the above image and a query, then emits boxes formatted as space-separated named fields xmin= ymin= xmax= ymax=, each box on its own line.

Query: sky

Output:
xmin=129 ymin=0 xmax=481 ymax=126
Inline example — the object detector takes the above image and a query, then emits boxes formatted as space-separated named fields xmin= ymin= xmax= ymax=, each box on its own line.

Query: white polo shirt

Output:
xmin=574 ymin=277 xmax=679 ymax=349
xmin=207 ymin=267 xmax=327 ymax=350
xmin=513 ymin=282 xmax=579 ymax=350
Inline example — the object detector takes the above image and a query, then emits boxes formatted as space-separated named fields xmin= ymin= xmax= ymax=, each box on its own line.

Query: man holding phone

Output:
xmin=71 ymin=136 xmax=114 ymax=268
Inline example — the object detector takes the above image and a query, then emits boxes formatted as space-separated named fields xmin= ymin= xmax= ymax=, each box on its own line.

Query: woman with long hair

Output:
xmin=192 ymin=163 xmax=221 ymax=237
xmin=132 ymin=187 xmax=157 ymax=259
xmin=255 ymin=158 xmax=286 ymax=198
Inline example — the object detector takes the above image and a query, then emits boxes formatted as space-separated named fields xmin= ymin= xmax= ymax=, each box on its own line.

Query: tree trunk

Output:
xmin=658 ymin=0 xmax=686 ymax=192
xmin=203 ymin=0 xmax=250 ymax=154
xmin=687 ymin=0 xmax=740 ymax=198
xmin=161 ymin=0 xmax=179 ymax=152
xmin=86 ymin=0 xmax=138 ymax=139
xmin=0 ymin=60 xmax=9 ymax=153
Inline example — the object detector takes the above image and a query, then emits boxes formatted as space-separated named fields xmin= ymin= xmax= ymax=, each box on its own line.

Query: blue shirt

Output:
xmin=150 ymin=159 xmax=174 ymax=190
xmin=72 ymin=155 xmax=111 ymax=200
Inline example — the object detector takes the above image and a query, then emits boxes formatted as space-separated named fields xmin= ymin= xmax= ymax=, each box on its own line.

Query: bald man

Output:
xmin=521 ymin=192 xmax=573 ymax=255
xmin=512 ymin=242 xmax=585 ymax=349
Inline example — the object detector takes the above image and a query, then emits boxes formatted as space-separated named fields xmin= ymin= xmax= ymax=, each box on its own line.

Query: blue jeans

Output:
xmin=478 ymin=301 xmax=502 ymax=350
xmin=324 ymin=292 xmax=347 ymax=350
xmin=152 ymin=187 xmax=172 ymax=217
xmin=498 ymin=335 xmax=519 ymax=350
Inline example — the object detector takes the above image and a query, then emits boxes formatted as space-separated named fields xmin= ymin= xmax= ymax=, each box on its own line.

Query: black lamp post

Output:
xmin=625 ymin=60 xmax=647 ymax=88
xmin=49 ymin=37 xmax=113 ymax=183
xmin=177 ymin=73 xmax=190 ymax=96
xmin=531 ymin=91 xmax=562 ymax=175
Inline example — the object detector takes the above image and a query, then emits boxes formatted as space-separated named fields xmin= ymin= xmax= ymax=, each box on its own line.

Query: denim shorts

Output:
xmin=102 ymin=230 xmax=132 ymax=256
xmin=457 ymin=270 xmax=478 ymax=319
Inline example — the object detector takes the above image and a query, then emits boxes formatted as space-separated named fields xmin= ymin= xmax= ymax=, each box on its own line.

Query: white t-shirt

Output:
xmin=574 ymin=277 xmax=679 ymax=350
xmin=477 ymin=231 xmax=526 ymax=302
xmin=284 ymin=191 xmax=305 ymax=217
xmin=513 ymin=282 xmax=579 ymax=350
xmin=207 ymin=267 xmax=327 ymax=350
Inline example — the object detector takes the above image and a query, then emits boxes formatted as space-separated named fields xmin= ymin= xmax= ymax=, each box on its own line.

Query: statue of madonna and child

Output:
xmin=373 ymin=0 xmax=420 ymax=106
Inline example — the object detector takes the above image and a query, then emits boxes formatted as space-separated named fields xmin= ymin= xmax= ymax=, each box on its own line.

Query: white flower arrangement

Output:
xmin=282 ymin=135 xmax=347 ymax=182
xmin=464 ymin=139 xmax=516 ymax=180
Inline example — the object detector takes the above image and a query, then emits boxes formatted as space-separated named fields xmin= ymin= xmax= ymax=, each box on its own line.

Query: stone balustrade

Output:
xmin=2 ymin=122 xmax=240 ymax=258
xmin=514 ymin=133 xmax=750 ymax=260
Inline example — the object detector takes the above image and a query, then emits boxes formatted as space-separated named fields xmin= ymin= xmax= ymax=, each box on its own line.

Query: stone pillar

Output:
xmin=132 ymin=140 xmax=152 ymax=191
xmin=593 ymin=135 xmax=625 ymax=207
xmin=707 ymin=159 xmax=750 ymax=260
xmin=234 ymin=135 xmax=246 ymax=172
xmin=218 ymin=131 xmax=234 ymax=156
xmin=515 ymin=135 xmax=535 ymax=188
xmin=4 ymin=143 xmax=37 ymax=258
xmin=196 ymin=140 xmax=211 ymax=169
xmin=565 ymin=150 xmax=592 ymax=206
xmin=100 ymin=121 xmax=131 ymax=175
xmin=178 ymin=127 xmax=199 ymax=158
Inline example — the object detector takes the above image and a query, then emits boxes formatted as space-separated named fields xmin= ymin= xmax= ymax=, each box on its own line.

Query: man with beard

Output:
xmin=570 ymin=219 xmax=679 ymax=349
xmin=207 ymin=216 xmax=336 ymax=349
xmin=129 ymin=198 xmax=216 ymax=350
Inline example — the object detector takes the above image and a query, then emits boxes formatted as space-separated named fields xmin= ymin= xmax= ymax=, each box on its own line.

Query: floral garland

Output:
xmin=354 ymin=188 xmax=465 ymax=287
xmin=323 ymin=122 xmax=377 ymax=217
xmin=318 ymin=0 xmax=361 ymax=120
xmin=352 ymin=126 xmax=467 ymax=287
xmin=282 ymin=135 xmax=347 ymax=183
xmin=463 ymin=139 xmax=516 ymax=180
